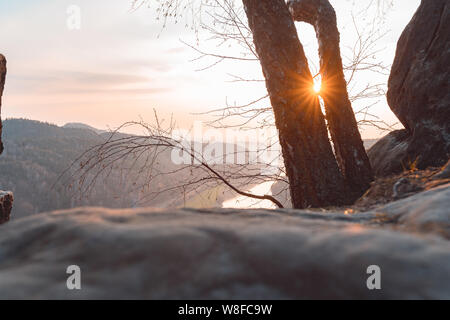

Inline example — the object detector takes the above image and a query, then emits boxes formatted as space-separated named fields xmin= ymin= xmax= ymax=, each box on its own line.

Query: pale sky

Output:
xmin=0 ymin=0 xmax=420 ymax=138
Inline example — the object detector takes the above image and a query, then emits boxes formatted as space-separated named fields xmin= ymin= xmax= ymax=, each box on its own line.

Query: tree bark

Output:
xmin=0 ymin=54 xmax=6 ymax=155
xmin=288 ymin=0 xmax=374 ymax=200
xmin=242 ymin=0 xmax=349 ymax=208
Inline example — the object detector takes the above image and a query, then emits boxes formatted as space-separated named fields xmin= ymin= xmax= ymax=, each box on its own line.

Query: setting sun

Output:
xmin=313 ymin=79 xmax=322 ymax=93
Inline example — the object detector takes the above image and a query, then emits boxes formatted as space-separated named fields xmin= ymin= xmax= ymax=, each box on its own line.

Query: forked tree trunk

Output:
xmin=243 ymin=0 xmax=349 ymax=208
xmin=0 ymin=54 xmax=6 ymax=155
xmin=288 ymin=0 xmax=374 ymax=200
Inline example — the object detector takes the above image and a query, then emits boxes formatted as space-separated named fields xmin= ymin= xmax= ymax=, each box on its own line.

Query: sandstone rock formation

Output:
xmin=435 ymin=159 xmax=450 ymax=179
xmin=0 ymin=55 xmax=12 ymax=224
xmin=368 ymin=129 xmax=410 ymax=176
xmin=0 ymin=54 xmax=6 ymax=155
xmin=0 ymin=184 xmax=449 ymax=299
xmin=369 ymin=0 xmax=450 ymax=176
xmin=0 ymin=191 xmax=13 ymax=224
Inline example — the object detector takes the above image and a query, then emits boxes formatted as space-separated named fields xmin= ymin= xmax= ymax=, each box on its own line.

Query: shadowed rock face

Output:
xmin=0 ymin=184 xmax=449 ymax=299
xmin=0 ymin=54 xmax=6 ymax=155
xmin=387 ymin=0 xmax=449 ymax=134
xmin=370 ymin=0 xmax=449 ymax=176
xmin=0 ymin=191 xmax=13 ymax=224
xmin=368 ymin=130 xmax=411 ymax=176
xmin=435 ymin=159 xmax=450 ymax=179
xmin=0 ymin=55 xmax=12 ymax=224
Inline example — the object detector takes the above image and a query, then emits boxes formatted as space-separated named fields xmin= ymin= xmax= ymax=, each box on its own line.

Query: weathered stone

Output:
xmin=371 ymin=0 xmax=450 ymax=176
xmin=434 ymin=159 xmax=450 ymax=179
xmin=392 ymin=177 xmax=423 ymax=199
xmin=0 ymin=191 xmax=13 ymax=224
xmin=368 ymin=129 xmax=410 ymax=176
xmin=388 ymin=0 xmax=449 ymax=134
xmin=0 ymin=54 xmax=6 ymax=155
xmin=0 ymin=55 xmax=12 ymax=223
xmin=0 ymin=184 xmax=449 ymax=299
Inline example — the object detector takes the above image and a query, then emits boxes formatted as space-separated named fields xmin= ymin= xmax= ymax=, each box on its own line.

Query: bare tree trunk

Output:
xmin=242 ymin=0 xmax=349 ymax=208
xmin=288 ymin=0 xmax=374 ymax=200
xmin=0 ymin=54 xmax=6 ymax=155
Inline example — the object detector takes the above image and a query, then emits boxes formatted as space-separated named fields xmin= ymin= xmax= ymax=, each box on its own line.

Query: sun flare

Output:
xmin=313 ymin=80 xmax=322 ymax=93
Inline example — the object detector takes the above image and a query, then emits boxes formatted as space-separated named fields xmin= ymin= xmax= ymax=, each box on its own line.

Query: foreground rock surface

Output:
xmin=370 ymin=0 xmax=450 ymax=176
xmin=0 ymin=184 xmax=449 ymax=299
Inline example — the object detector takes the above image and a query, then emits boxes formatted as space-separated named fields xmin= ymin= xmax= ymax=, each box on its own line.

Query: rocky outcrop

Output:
xmin=434 ymin=159 xmax=450 ymax=179
xmin=0 ymin=184 xmax=449 ymax=299
xmin=0 ymin=55 xmax=12 ymax=224
xmin=0 ymin=191 xmax=13 ymax=224
xmin=0 ymin=55 xmax=12 ymax=223
xmin=0 ymin=54 xmax=6 ymax=155
xmin=369 ymin=0 xmax=450 ymax=176
xmin=368 ymin=130 xmax=411 ymax=176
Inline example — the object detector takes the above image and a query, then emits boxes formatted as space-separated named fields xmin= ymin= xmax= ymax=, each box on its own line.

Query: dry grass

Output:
xmin=354 ymin=164 xmax=450 ymax=210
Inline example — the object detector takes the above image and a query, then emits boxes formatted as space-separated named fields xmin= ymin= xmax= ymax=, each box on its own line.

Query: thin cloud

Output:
xmin=7 ymin=70 xmax=158 ymax=94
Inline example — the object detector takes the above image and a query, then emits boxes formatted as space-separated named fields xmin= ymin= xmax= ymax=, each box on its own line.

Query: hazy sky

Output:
xmin=0 ymin=0 xmax=420 ymax=138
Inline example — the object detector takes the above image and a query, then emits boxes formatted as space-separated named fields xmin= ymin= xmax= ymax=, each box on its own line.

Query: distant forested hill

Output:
xmin=0 ymin=119 xmax=197 ymax=219
xmin=0 ymin=119 xmax=135 ymax=218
